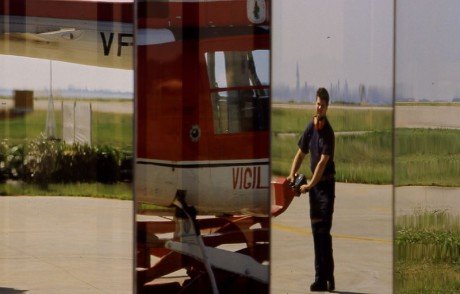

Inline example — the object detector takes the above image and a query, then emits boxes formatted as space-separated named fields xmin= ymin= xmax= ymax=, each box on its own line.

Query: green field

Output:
xmin=395 ymin=128 xmax=460 ymax=187
xmin=272 ymin=131 xmax=392 ymax=184
xmin=0 ymin=110 xmax=133 ymax=149
xmin=3 ymin=107 xmax=458 ymax=196
xmin=395 ymin=128 xmax=460 ymax=291
xmin=395 ymin=211 xmax=460 ymax=292
xmin=272 ymin=107 xmax=392 ymax=134
xmin=0 ymin=182 xmax=132 ymax=200
xmin=272 ymin=107 xmax=392 ymax=184
xmin=0 ymin=109 xmax=133 ymax=199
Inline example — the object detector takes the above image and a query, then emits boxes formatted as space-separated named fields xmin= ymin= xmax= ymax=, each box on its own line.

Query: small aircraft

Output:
xmin=0 ymin=1 xmax=292 ymax=293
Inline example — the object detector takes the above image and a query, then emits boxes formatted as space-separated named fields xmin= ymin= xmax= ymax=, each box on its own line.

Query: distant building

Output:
xmin=359 ymin=84 xmax=366 ymax=105
xmin=296 ymin=62 xmax=300 ymax=100
xmin=14 ymin=90 xmax=34 ymax=113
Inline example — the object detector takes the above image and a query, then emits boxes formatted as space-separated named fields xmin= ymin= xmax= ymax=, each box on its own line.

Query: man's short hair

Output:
xmin=316 ymin=87 xmax=330 ymax=106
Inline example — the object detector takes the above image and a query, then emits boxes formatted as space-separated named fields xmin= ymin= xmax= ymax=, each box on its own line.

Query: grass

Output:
xmin=0 ymin=110 xmax=58 ymax=144
xmin=0 ymin=181 xmax=132 ymax=200
xmin=395 ymin=210 xmax=460 ymax=293
xmin=271 ymin=107 xmax=392 ymax=184
xmin=0 ymin=109 xmax=133 ymax=199
xmin=92 ymin=111 xmax=133 ymax=150
xmin=396 ymin=129 xmax=460 ymax=187
xmin=0 ymin=110 xmax=133 ymax=149
xmin=395 ymin=262 xmax=460 ymax=293
xmin=271 ymin=131 xmax=392 ymax=184
xmin=272 ymin=107 xmax=392 ymax=134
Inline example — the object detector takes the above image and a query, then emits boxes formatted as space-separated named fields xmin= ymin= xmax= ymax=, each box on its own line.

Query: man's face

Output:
xmin=315 ymin=97 xmax=328 ymax=118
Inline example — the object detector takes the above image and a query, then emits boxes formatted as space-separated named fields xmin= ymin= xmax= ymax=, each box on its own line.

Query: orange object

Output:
xmin=271 ymin=177 xmax=297 ymax=216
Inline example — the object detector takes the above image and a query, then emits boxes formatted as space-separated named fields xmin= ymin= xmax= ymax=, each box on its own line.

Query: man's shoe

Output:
xmin=327 ymin=277 xmax=335 ymax=292
xmin=310 ymin=280 xmax=328 ymax=292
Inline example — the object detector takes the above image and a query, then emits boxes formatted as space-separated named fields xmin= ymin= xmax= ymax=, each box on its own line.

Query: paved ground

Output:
xmin=395 ymin=186 xmax=460 ymax=216
xmin=395 ymin=105 xmax=460 ymax=129
xmin=0 ymin=197 xmax=133 ymax=294
xmin=271 ymin=183 xmax=393 ymax=294
xmin=1 ymin=185 xmax=456 ymax=293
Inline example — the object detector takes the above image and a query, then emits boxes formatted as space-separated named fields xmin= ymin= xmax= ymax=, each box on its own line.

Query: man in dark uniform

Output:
xmin=287 ymin=87 xmax=335 ymax=292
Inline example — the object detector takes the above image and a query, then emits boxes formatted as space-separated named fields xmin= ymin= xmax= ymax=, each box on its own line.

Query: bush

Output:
xmin=120 ymin=153 xmax=133 ymax=182
xmin=7 ymin=144 xmax=25 ymax=180
xmin=0 ymin=141 xmax=10 ymax=183
xmin=22 ymin=135 xmax=59 ymax=188
xmin=0 ymin=136 xmax=132 ymax=185
xmin=53 ymin=144 xmax=97 ymax=183
xmin=96 ymin=145 xmax=120 ymax=183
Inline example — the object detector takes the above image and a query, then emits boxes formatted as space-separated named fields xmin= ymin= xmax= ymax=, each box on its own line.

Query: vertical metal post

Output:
xmin=45 ymin=60 xmax=57 ymax=139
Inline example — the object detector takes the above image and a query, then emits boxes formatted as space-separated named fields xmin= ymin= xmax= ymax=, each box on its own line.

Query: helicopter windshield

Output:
xmin=206 ymin=50 xmax=269 ymax=134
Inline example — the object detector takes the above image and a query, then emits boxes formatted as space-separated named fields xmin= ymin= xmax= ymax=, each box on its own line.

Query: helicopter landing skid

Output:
xmin=137 ymin=193 xmax=269 ymax=293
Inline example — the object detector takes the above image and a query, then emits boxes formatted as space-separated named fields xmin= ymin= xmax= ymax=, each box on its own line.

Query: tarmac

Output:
xmin=0 ymin=196 xmax=133 ymax=294
xmin=271 ymin=183 xmax=393 ymax=294
xmin=395 ymin=186 xmax=460 ymax=216
xmin=1 ymin=184 xmax=458 ymax=293
xmin=395 ymin=105 xmax=460 ymax=129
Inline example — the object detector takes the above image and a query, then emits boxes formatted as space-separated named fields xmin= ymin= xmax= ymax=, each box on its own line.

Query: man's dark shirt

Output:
xmin=298 ymin=117 xmax=335 ymax=176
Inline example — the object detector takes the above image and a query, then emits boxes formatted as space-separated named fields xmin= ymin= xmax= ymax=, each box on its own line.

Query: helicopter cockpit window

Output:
xmin=206 ymin=50 xmax=269 ymax=134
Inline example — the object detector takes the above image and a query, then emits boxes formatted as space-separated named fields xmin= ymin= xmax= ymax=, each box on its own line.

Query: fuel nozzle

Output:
xmin=289 ymin=174 xmax=307 ymax=196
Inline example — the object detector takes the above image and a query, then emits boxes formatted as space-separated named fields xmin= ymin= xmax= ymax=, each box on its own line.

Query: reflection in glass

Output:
xmin=271 ymin=1 xmax=393 ymax=293
xmin=0 ymin=1 xmax=133 ymax=292
xmin=135 ymin=0 xmax=271 ymax=292
xmin=394 ymin=1 xmax=460 ymax=292
xmin=207 ymin=50 xmax=270 ymax=134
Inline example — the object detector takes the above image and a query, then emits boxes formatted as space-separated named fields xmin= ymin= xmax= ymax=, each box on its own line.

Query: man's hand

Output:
xmin=300 ymin=184 xmax=310 ymax=194
xmin=287 ymin=174 xmax=296 ymax=184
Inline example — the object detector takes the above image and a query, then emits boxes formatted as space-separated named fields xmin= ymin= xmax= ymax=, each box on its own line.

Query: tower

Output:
xmin=296 ymin=62 xmax=300 ymax=101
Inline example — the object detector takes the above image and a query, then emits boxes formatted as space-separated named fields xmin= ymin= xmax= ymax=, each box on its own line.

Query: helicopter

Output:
xmin=0 ymin=1 xmax=296 ymax=293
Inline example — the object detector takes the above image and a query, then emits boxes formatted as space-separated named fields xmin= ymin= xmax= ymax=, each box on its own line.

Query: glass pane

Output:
xmin=0 ymin=1 xmax=133 ymax=292
xmin=394 ymin=1 xmax=460 ymax=292
xmin=211 ymin=89 xmax=269 ymax=134
xmin=206 ymin=50 xmax=269 ymax=88
xmin=271 ymin=1 xmax=393 ymax=293
xmin=135 ymin=0 xmax=271 ymax=292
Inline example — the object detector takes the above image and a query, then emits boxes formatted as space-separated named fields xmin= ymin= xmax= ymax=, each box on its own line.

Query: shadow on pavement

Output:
xmin=0 ymin=288 xmax=28 ymax=293
xmin=331 ymin=291 xmax=371 ymax=294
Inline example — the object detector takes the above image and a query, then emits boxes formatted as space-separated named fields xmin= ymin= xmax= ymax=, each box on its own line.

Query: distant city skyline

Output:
xmin=273 ymin=74 xmax=392 ymax=105
xmin=2 ymin=0 xmax=459 ymax=102
xmin=272 ymin=0 xmax=393 ymax=104
xmin=273 ymin=0 xmax=460 ymax=102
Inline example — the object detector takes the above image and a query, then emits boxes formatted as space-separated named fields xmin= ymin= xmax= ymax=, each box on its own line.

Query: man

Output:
xmin=287 ymin=87 xmax=335 ymax=292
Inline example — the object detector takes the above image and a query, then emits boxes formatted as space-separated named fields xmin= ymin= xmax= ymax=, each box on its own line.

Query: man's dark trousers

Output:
xmin=309 ymin=179 xmax=335 ymax=283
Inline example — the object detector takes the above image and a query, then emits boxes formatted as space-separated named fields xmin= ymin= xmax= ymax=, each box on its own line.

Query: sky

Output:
xmin=2 ymin=0 xmax=460 ymax=101
xmin=272 ymin=0 xmax=394 ymax=101
xmin=0 ymin=55 xmax=133 ymax=93
xmin=272 ymin=0 xmax=460 ymax=101
xmin=396 ymin=0 xmax=460 ymax=100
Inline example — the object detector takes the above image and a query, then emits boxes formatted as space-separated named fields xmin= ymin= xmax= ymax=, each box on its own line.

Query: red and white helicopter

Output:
xmin=1 ymin=1 xmax=296 ymax=292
